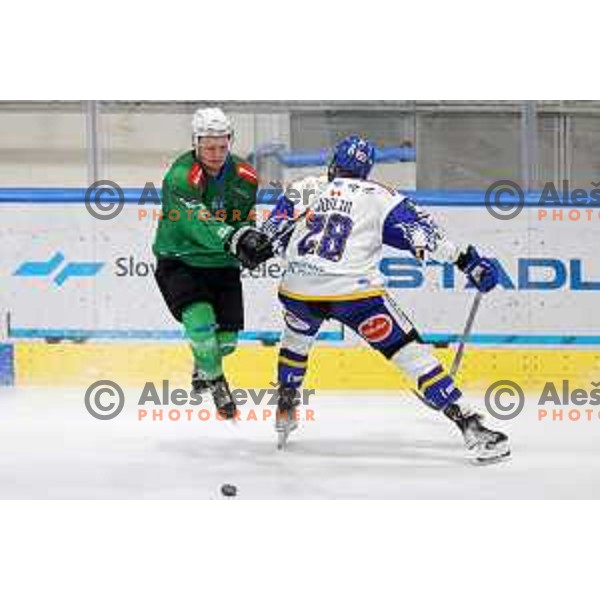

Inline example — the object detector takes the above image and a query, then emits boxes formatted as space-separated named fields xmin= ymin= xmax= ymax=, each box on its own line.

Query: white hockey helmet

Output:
xmin=191 ymin=107 xmax=234 ymax=142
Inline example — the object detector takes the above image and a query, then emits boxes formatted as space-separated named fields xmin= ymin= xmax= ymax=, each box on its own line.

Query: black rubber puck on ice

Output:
xmin=221 ymin=484 xmax=237 ymax=497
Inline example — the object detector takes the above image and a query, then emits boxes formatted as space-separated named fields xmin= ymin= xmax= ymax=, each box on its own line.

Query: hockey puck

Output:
xmin=220 ymin=484 xmax=237 ymax=497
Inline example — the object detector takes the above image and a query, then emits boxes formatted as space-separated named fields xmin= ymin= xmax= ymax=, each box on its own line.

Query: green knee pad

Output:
xmin=217 ymin=331 xmax=238 ymax=357
xmin=182 ymin=302 xmax=222 ymax=380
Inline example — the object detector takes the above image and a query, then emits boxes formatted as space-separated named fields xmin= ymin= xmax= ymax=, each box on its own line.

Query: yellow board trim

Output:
xmin=279 ymin=288 xmax=384 ymax=302
xmin=13 ymin=342 xmax=600 ymax=393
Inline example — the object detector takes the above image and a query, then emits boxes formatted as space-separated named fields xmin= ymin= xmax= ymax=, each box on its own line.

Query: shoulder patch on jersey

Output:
xmin=236 ymin=162 xmax=258 ymax=185
xmin=187 ymin=162 xmax=205 ymax=189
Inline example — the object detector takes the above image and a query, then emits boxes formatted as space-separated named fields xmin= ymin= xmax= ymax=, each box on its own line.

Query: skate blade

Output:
xmin=473 ymin=444 xmax=511 ymax=465
xmin=277 ymin=429 xmax=289 ymax=451
xmin=276 ymin=421 xmax=299 ymax=450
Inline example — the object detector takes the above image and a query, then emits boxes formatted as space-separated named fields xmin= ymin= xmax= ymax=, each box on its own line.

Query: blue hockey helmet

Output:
xmin=328 ymin=135 xmax=376 ymax=181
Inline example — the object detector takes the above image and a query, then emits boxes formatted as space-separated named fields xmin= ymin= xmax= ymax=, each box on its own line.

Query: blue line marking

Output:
xmin=421 ymin=333 xmax=600 ymax=345
xmin=0 ymin=187 xmax=557 ymax=208
xmin=7 ymin=328 xmax=600 ymax=345
xmin=9 ymin=328 xmax=343 ymax=342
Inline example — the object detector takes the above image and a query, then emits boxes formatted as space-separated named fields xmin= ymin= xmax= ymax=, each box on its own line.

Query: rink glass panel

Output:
xmin=0 ymin=101 xmax=598 ymax=389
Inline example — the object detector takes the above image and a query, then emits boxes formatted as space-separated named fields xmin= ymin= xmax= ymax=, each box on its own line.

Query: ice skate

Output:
xmin=208 ymin=375 xmax=237 ymax=420
xmin=444 ymin=403 xmax=510 ymax=464
xmin=191 ymin=367 xmax=210 ymax=395
xmin=275 ymin=387 xmax=300 ymax=450
xmin=191 ymin=369 xmax=237 ymax=420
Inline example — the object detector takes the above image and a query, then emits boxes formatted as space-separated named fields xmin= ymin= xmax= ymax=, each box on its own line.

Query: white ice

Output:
xmin=0 ymin=386 xmax=599 ymax=499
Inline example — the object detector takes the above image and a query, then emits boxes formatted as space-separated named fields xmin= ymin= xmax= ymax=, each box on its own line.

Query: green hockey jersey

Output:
xmin=152 ymin=151 xmax=258 ymax=267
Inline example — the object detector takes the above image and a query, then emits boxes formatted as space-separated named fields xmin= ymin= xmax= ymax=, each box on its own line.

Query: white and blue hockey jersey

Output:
xmin=262 ymin=175 xmax=464 ymax=300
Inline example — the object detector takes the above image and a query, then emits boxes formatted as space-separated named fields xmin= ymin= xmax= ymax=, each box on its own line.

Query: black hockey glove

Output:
xmin=225 ymin=226 xmax=274 ymax=270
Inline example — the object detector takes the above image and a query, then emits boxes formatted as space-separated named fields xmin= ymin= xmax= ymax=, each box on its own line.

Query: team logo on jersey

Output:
xmin=284 ymin=311 xmax=313 ymax=333
xmin=188 ymin=163 xmax=204 ymax=188
xmin=358 ymin=314 xmax=393 ymax=343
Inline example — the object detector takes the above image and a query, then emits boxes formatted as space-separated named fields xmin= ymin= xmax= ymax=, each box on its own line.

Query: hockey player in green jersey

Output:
xmin=153 ymin=107 xmax=274 ymax=418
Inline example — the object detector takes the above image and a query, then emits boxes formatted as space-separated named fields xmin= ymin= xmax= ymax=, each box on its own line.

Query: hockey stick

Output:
xmin=449 ymin=290 xmax=483 ymax=378
xmin=411 ymin=290 xmax=483 ymax=402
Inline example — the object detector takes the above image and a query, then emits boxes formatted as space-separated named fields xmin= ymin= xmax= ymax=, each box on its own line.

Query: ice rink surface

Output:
xmin=1 ymin=386 xmax=599 ymax=499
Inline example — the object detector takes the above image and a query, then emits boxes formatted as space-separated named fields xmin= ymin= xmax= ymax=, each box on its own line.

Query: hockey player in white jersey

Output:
xmin=260 ymin=135 xmax=509 ymax=463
